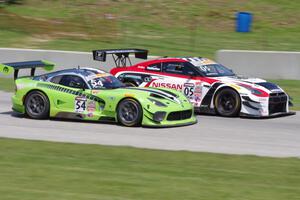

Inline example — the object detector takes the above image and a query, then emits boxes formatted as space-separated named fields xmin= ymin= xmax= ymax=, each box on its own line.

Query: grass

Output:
xmin=1 ymin=77 xmax=299 ymax=110
xmin=0 ymin=0 xmax=300 ymax=58
xmin=0 ymin=137 xmax=300 ymax=200
xmin=269 ymin=79 xmax=300 ymax=110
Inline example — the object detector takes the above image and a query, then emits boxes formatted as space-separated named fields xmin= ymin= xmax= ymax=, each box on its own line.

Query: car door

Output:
xmin=50 ymin=74 xmax=90 ymax=116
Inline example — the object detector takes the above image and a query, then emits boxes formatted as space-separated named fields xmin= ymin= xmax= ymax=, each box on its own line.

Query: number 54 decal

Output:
xmin=75 ymin=96 xmax=87 ymax=113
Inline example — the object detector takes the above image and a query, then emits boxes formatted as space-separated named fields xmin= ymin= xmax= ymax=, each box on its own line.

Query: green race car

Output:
xmin=0 ymin=60 xmax=197 ymax=127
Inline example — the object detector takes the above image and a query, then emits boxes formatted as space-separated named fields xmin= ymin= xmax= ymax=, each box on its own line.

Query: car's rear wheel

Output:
xmin=25 ymin=91 xmax=50 ymax=119
xmin=214 ymin=88 xmax=241 ymax=117
xmin=117 ymin=98 xmax=142 ymax=127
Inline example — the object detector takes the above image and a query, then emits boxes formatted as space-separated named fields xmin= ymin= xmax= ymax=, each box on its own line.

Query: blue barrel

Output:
xmin=236 ymin=12 xmax=252 ymax=32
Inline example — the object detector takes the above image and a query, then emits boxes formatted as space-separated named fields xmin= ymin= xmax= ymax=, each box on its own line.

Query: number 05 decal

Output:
xmin=183 ymin=83 xmax=195 ymax=97
xmin=75 ymin=96 xmax=87 ymax=113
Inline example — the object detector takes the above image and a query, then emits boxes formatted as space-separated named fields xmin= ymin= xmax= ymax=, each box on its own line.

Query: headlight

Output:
xmin=153 ymin=111 xmax=166 ymax=122
xmin=147 ymin=98 xmax=167 ymax=107
xmin=238 ymin=84 xmax=263 ymax=96
xmin=250 ymin=88 xmax=262 ymax=96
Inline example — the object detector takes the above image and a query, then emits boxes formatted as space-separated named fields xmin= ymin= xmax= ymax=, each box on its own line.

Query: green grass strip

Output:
xmin=0 ymin=138 xmax=300 ymax=200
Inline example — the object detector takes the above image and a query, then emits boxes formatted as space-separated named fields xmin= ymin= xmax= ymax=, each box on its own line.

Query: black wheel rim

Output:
xmin=119 ymin=101 xmax=139 ymax=123
xmin=219 ymin=93 xmax=236 ymax=113
xmin=27 ymin=94 xmax=46 ymax=116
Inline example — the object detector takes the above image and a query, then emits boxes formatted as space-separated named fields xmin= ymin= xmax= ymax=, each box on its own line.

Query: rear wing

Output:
xmin=92 ymin=49 xmax=148 ymax=67
xmin=0 ymin=60 xmax=54 ymax=80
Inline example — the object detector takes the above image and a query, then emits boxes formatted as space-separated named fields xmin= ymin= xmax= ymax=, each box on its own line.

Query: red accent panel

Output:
xmin=238 ymin=83 xmax=269 ymax=97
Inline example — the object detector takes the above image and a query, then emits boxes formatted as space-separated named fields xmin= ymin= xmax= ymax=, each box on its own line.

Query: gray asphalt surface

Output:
xmin=0 ymin=91 xmax=299 ymax=158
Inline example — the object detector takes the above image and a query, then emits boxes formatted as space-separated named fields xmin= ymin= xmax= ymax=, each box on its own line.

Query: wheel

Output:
xmin=124 ymin=82 xmax=137 ymax=87
xmin=25 ymin=91 xmax=50 ymax=119
xmin=117 ymin=98 xmax=143 ymax=127
xmin=214 ymin=88 xmax=241 ymax=117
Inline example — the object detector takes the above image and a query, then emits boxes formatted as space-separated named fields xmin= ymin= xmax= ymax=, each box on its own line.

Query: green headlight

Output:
xmin=153 ymin=111 xmax=166 ymax=122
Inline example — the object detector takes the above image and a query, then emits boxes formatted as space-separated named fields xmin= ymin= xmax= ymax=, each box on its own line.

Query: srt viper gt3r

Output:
xmin=0 ymin=60 xmax=196 ymax=127
xmin=92 ymin=49 xmax=294 ymax=117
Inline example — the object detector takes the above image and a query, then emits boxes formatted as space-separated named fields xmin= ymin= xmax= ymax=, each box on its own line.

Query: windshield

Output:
xmin=195 ymin=64 xmax=235 ymax=77
xmin=88 ymin=74 xmax=125 ymax=89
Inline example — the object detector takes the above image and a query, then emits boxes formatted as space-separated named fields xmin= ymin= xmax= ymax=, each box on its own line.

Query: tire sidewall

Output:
xmin=214 ymin=88 xmax=241 ymax=117
xmin=117 ymin=98 xmax=143 ymax=127
xmin=25 ymin=91 xmax=50 ymax=119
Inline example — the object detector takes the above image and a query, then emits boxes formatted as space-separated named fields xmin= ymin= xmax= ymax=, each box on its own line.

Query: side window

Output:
xmin=50 ymin=75 xmax=63 ymax=84
xmin=183 ymin=62 xmax=198 ymax=76
xmin=146 ymin=63 xmax=161 ymax=72
xmin=59 ymin=75 xmax=88 ymax=89
xmin=162 ymin=62 xmax=184 ymax=74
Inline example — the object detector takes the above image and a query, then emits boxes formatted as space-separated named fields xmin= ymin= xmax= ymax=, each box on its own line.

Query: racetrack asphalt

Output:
xmin=0 ymin=91 xmax=299 ymax=158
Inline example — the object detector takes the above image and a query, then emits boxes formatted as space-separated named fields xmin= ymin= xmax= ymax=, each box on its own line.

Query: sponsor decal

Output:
xmin=92 ymin=90 xmax=100 ymax=95
xmin=183 ymin=83 xmax=195 ymax=98
xmin=124 ymin=93 xmax=135 ymax=97
xmin=87 ymin=73 xmax=109 ymax=81
xmin=87 ymin=101 xmax=96 ymax=112
xmin=152 ymin=82 xmax=183 ymax=90
xmin=200 ymin=58 xmax=216 ymax=65
xmin=87 ymin=113 xmax=94 ymax=117
xmin=75 ymin=96 xmax=87 ymax=113
xmin=137 ymin=65 xmax=145 ymax=69
xmin=147 ymin=66 xmax=160 ymax=71
xmin=194 ymin=82 xmax=202 ymax=93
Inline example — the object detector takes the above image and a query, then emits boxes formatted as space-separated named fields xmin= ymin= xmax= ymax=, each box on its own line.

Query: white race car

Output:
xmin=93 ymin=49 xmax=294 ymax=117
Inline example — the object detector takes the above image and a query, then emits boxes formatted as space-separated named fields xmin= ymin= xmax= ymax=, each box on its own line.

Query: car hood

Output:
xmin=93 ymin=87 xmax=187 ymax=105
xmin=213 ymin=76 xmax=284 ymax=93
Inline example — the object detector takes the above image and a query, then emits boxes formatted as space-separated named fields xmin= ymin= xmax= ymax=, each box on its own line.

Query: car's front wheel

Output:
xmin=25 ymin=91 xmax=50 ymax=119
xmin=117 ymin=98 xmax=142 ymax=127
xmin=214 ymin=88 xmax=241 ymax=117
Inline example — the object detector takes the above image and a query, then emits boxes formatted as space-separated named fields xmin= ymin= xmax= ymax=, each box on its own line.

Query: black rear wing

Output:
xmin=92 ymin=49 xmax=148 ymax=67
xmin=0 ymin=60 xmax=55 ymax=80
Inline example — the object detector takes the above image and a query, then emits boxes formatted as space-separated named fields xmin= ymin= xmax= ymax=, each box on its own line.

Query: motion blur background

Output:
xmin=1 ymin=0 xmax=300 ymax=58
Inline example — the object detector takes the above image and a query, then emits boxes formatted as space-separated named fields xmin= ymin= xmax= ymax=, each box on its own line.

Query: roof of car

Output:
xmin=132 ymin=57 xmax=188 ymax=66
xmin=43 ymin=67 xmax=108 ymax=78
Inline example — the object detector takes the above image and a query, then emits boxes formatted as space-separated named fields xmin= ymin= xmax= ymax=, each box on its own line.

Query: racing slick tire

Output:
xmin=117 ymin=98 xmax=143 ymax=127
xmin=214 ymin=88 xmax=241 ymax=117
xmin=25 ymin=91 xmax=50 ymax=119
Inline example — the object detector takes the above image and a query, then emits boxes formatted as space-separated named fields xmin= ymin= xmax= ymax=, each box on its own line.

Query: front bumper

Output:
xmin=142 ymin=108 xmax=198 ymax=127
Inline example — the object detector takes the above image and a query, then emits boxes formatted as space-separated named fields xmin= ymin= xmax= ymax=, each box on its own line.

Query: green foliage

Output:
xmin=0 ymin=0 xmax=299 ymax=58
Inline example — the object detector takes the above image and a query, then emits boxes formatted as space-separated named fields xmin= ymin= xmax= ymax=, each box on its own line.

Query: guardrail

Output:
xmin=216 ymin=50 xmax=300 ymax=80
xmin=1 ymin=48 xmax=299 ymax=79
xmin=0 ymin=48 xmax=155 ymax=78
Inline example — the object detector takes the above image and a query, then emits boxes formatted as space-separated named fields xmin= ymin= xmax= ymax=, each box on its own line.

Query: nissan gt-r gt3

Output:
xmin=92 ymin=49 xmax=293 ymax=117
xmin=0 ymin=60 xmax=197 ymax=127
